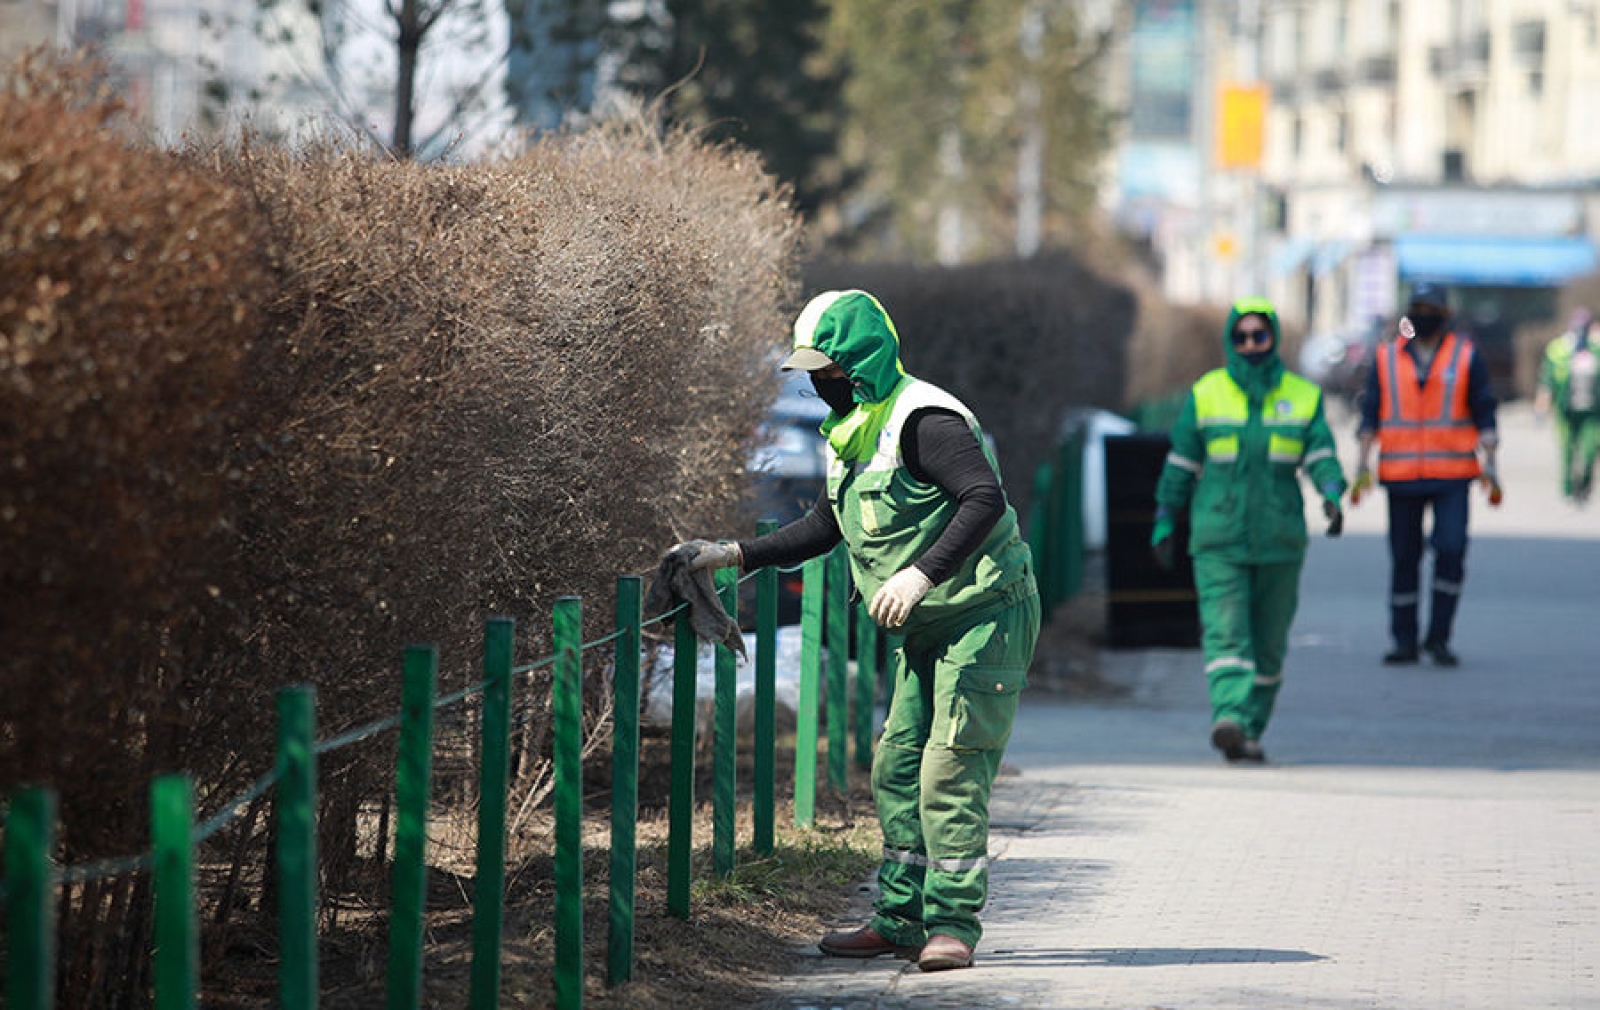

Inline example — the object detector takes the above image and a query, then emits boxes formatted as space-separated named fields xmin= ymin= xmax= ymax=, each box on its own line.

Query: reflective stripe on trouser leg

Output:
xmin=1425 ymin=482 xmax=1470 ymax=647
xmin=872 ymin=591 xmax=1038 ymax=950
xmin=1193 ymin=556 xmax=1258 ymax=731
xmin=1239 ymin=558 xmax=1303 ymax=739
xmin=1387 ymin=492 xmax=1427 ymax=649
xmin=869 ymin=643 xmax=931 ymax=948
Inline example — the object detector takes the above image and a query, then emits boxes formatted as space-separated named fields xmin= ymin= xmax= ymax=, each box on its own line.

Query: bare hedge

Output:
xmin=3 ymin=54 xmax=798 ymax=1003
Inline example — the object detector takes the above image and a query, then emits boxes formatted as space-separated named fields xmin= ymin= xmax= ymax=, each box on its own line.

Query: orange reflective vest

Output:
xmin=1376 ymin=332 xmax=1482 ymax=482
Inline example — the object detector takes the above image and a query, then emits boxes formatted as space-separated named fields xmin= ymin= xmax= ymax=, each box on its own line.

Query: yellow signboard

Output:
xmin=1216 ymin=83 xmax=1268 ymax=169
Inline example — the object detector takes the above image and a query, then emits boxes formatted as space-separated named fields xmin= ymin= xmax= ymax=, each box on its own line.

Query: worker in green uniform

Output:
xmin=1151 ymin=297 xmax=1346 ymax=763
xmin=670 ymin=289 xmax=1039 ymax=971
xmin=1535 ymin=309 xmax=1600 ymax=504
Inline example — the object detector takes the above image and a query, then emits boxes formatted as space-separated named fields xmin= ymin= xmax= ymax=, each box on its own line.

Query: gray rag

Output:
xmin=645 ymin=541 xmax=748 ymax=660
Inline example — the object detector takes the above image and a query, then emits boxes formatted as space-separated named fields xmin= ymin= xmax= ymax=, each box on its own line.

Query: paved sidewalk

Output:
xmin=764 ymin=712 xmax=1600 ymax=1010
xmin=761 ymin=403 xmax=1600 ymax=1010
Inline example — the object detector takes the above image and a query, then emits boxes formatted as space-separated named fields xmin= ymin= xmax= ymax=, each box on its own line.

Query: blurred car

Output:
xmin=749 ymin=375 xmax=832 ymax=525
xmin=748 ymin=374 xmax=831 ymax=625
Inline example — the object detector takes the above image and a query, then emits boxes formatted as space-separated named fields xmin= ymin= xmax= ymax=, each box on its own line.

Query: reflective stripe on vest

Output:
xmin=1191 ymin=369 xmax=1320 ymax=467
xmin=1376 ymin=333 xmax=1481 ymax=482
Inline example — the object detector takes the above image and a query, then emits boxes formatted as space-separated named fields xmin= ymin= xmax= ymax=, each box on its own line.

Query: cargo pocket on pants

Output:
xmin=948 ymin=665 xmax=1026 ymax=751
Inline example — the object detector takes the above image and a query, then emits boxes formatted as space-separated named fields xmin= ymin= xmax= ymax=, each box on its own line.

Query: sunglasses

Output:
xmin=1231 ymin=324 xmax=1273 ymax=347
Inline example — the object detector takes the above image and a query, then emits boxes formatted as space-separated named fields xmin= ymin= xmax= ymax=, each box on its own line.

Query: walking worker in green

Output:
xmin=1151 ymin=297 xmax=1346 ymax=763
xmin=1534 ymin=308 xmax=1600 ymax=505
xmin=667 ymin=289 xmax=1039 ymax=971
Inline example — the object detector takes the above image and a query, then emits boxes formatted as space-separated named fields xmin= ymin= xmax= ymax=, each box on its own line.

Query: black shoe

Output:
xmin=1236 ymin=739 xmax=1267 ymax=764
xmin=1210 ymin=719 xmax=1247 ymax=761
xmin=1424 ymin=641 xmax=1459 ymax=667
xmin=1383 ymin=647 xmax=1420 ymax=665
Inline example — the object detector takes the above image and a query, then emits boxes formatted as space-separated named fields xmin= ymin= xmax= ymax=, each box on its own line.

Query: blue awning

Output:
xmin=1394 ymin=235 xmax=1598 ymax=287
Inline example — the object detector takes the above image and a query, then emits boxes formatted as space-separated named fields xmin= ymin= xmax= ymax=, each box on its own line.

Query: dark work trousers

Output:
xmin=1385 ymin=481 xmax=1471 ymax=649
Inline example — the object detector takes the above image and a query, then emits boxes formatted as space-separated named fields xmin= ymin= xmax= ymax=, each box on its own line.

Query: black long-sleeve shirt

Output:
xmin=738 ymin=408 xmax=1005 ymax=585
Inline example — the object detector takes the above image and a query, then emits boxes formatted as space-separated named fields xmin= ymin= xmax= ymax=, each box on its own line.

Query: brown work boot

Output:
xmin=917 ymin=933 xmax=974 ymax=972
xmin=817 ymin=925 xmax=921 ymax=959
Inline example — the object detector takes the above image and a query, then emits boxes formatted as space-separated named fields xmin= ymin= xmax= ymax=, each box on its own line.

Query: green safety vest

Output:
xmin=825 ymin=379 xmax=1033 ymax=637
xmin=1187 ymin=368 xmax=1329 ymax=560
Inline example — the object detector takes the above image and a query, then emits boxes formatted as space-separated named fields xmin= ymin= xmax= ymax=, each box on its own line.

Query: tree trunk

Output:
xmin=393 ymin=0 xmax=422 ymax=156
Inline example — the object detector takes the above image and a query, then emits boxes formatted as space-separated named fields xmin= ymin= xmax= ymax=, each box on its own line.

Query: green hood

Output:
xmin=1223 ymin=296 xmax=1285 ymax=401
xmin=791 ymin=290 xmax=907 ymax=403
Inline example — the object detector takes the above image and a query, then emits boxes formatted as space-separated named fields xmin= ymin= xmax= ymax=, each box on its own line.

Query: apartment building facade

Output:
xmin=1105 ymin=0 xmax=1600 ymax=385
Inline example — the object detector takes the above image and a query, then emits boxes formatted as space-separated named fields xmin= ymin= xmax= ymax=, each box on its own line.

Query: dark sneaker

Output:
xmin=818 ymin=925 xmax=921 ymax=959
xmin=1382 ymin=647 xmax=1420 ymax=665
xmin=918 ymin=934 xmax=974 ymax=972
xmin=1210 ymin=719 xmax=1247 ymax=761
xmin=1236 ymin=739 xmax=1267 ymax=764
xmin=1424 ymin=641 xmax=1460 ymax=667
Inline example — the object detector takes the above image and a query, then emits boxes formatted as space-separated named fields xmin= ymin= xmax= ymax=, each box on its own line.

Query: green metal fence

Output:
xmin=2 ymin=537 xmax=888 ymax=1009
xmin=1028 ymin=428 xmax=1088 ymax=618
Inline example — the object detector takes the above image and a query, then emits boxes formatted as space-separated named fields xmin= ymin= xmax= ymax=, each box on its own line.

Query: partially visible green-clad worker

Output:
xmin=1534 ymin=308 xmax=1600 ymax=504
xmin=1151 ymin=298 xmax=1347 ymax=763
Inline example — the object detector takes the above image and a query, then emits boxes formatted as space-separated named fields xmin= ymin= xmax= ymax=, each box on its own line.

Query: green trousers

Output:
xmin=1192 ymin=555 xmax=1304 ymax=741
xmin=868 ymin=587 xmax=1040 ymax=950
xmin=1559 ymin=410 xmax=1599 ymax=498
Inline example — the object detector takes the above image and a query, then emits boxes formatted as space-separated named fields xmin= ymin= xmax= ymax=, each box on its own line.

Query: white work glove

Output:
xmin=867 ymin=566 xmax=934 ymax=628
xmin=671 ymin=540 xmax=742 ymax=572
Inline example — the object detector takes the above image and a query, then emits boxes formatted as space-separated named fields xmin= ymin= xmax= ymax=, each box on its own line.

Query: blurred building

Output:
xmin=0 ymin=0 xmax=56 ymax=63
xmin=3 ymin=0 xmax=332 ymax=145
xmin=1096 ymin=0 xmax=1600 ymax=390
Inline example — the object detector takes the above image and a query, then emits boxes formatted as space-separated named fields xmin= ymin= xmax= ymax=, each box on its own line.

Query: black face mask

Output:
xmin=811 ymin=373 xmax=858 ymax=415
xmin=1239 ymin=349 xmax=1274 ymax=366
xmin=1409 ymin=313 xmax=1446 ymax=339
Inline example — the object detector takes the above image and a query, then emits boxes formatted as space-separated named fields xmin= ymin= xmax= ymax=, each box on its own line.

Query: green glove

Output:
xmin=1150 ymin=509 xmax=1176 ymax=570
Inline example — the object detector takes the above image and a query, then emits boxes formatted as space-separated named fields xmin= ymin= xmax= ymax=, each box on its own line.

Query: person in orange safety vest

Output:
xmin=1352 ymin=282 xmax=1500 ymax=668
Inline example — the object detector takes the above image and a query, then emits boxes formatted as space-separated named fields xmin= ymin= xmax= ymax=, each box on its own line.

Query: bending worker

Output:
xmin=669 ymin=289 xmax=1038 ymax=972
xmin=1151 ymin=297 xmax=1346 ymax=763
xmin=1352 ymin=282 xmax=1499 ymax=667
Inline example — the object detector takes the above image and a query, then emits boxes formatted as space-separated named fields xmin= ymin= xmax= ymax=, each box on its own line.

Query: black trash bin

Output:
xmin=1103 ymin=433 xmax=1200 ymax=649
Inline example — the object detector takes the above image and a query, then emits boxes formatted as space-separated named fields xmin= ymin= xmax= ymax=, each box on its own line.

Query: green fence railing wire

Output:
xmin=4 ymin=479 xmax=1089 ymax=1006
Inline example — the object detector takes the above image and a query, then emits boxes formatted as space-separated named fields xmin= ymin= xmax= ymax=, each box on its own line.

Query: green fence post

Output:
xmin=1029 ymin=462 xmax=1055 ymax=619
xmin=854 ymin=602 xmax=877 ymax=771
xmin=275 ymin=685 xmax=318 ymax=1010
xmin=5 ymin=787 xmax=58 ymax=1010
xmin=552 ymin=597 xmax=584 ymax=1010
xmin=794 ymin=554 xmax=826 ymax=827
xmin=469 ymin=618 xmax=515 ymax=1010
xmin=608 ymin=576 xmax=642 ymax=986
xmin=667 ymin=609 xmax=696 ymax=918
xmin=712 ymin=567 xmax=738 ymax=878
xmin=1061 ymin=433 xmax=1086 ymax=599
xmin=387 ymin=645 xmax=437 ymax=1010
xmin=825 ymin=545 xmax=850 ymax=791
xmin=753 ymin=519 xmax=778 ymax=856
xmin=151 ymin=774 xmax=197 ymax=1010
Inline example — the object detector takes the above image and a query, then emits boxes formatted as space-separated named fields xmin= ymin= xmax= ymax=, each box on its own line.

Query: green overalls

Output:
xmin=829 ymin=377 xmax=1038 ymax=950
xmin=1155 ymin=300 xmax=1346 ymax=743
xmin=1540 ymin=332 xmax=1600 ymax=499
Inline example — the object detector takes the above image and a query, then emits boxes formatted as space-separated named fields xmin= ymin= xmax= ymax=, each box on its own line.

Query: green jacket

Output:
xmin=798 ymin=290 xmax=1034 ymax=636
xmin=1540 ymin=330 xmax=1600 ymax=414
xmin=1155 ymin=298 xmax=1347 ymax=564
